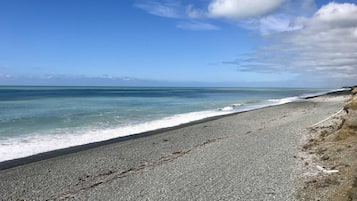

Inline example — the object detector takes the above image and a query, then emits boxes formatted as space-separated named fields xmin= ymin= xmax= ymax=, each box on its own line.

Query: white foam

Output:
xmin=0 ymin=109 xmax=234 ymax=162
xmin=1 ymin=89 xmax=343 ymax=162
xmin=267 ymin=96 xmax=300 ymax=105
xmin=220 ymin=103 xmax=242 ymax=111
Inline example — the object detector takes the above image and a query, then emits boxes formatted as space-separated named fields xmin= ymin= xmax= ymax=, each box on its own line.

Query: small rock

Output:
xmin=321 ymin=155 xmax=330 ymax=160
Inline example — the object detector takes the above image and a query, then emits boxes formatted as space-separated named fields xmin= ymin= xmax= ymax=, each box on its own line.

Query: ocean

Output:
xmin=0 ymin=86 xmax=336 ymax=162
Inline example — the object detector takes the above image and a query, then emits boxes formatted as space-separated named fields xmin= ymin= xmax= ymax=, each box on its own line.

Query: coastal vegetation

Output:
xmin=300 ymin=87 xmax=357 ymax=200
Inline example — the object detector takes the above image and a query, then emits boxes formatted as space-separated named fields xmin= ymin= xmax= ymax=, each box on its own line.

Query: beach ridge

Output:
xmin=297 ymin=87 xmax=357 ymax=200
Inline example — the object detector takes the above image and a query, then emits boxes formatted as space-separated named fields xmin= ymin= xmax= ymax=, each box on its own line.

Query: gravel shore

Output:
xmin=0 ymin=93 xmax=348 ymax=201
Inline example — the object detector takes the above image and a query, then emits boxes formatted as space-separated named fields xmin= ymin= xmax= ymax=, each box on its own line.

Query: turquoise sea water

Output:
xmin=0 ymin=86 xmax=336 ymax=162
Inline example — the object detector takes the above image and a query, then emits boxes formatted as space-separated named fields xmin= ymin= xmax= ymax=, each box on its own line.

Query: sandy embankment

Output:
xmin=0 ymin=91 xmax=349 ymax=201
xmin=297 ymin=88 xmax=357 ymax=201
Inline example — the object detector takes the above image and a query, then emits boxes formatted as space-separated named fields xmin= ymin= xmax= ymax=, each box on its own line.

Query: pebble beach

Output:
xmin=0 ymin=91 xmax=350 ymax=200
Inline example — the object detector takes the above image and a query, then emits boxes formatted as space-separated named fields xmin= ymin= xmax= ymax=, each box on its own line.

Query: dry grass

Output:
xmin=344 ymin=88 xmax=357 ymax=111
xmin=298 ymin=87 xmax=357 ymax=201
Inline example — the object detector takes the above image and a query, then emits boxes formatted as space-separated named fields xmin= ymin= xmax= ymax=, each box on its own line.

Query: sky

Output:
xmin=0 ymin=0 xmax=356 ymax=88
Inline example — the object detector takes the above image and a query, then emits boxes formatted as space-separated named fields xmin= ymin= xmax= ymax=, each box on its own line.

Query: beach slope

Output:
xmin=0 ymin=92 xmax=349 ymax=200
xmin=298 ymin=88 xmax=357 ymax=200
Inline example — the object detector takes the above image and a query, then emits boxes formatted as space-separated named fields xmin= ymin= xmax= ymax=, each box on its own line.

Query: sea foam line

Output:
xmin=0 ymin=109 xmax=234 ymax=162
xmin=0 ymin=89 xmax=344 ymax=162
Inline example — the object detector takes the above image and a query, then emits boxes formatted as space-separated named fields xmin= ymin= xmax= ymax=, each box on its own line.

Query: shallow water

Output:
xmin=0 ymin=86 xmax=333 ymax=161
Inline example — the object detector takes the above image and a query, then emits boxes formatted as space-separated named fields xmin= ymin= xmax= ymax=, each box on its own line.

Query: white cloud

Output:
xmin=259 ymin=14 xmax=303 ymax=34
xmin=232 ymin=2 xmax=357 ymax=86
xmin=314 ymin=2 xmax=357 ymax=23
xmin=221 ymin=0 xmax=315 ymax=35
xmin=208 ymin=0 xmax=286 ymax=19
xmin=134 ymin=1 xmax=180 ymax=18
xmin=134 ymin=0 xmax=314 ymax=33
xmin=135 ymin=1 xmax=220 ymax=31
xmin=134 ymin=0 xmax=293 ymax=32
xmin=186 ymin=5 xmax=205 ymax=19
xmin=239 ymin=14 xmax=303 ymax=35
xmin=176 ymin=21 xmax=219 ymax=31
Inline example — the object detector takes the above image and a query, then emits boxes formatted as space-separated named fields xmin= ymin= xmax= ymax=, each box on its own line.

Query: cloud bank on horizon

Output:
xmin=241 ymin=2 xmax=357 ymax=85
xmin=230 ymin=2 xmax=357 ymax=82
xmin=136 ymin=0 xmax=357 ymax=87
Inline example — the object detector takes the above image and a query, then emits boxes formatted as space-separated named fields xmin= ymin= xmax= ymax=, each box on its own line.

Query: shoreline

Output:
xmin=0 ymin=89 xmax=350 ymax=171
xmin=0 ymin=89 xmax=351 ymax=200
xmin=0 ymin=110 xmax=242 ymax=171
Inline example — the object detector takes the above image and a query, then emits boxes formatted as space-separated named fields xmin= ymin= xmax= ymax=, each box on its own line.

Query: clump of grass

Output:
xmin=320 ymin=130 xmax=329 ymax=137
xmin=345 ymin=97 xmax=357 ymax=110
xmin=344 ymin=88 xmax=357 ymax=111
xmin=335 ymin=123 xmax=355 ymax=141
xmin=335 ymin=92 xmax=357 ymax=141
xmin=352 ymin=87 xmax=357 ymax=95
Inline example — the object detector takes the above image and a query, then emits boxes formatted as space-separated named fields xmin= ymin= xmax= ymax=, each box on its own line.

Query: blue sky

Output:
xmin=0 ymin=0 xmax=356 ymax=87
